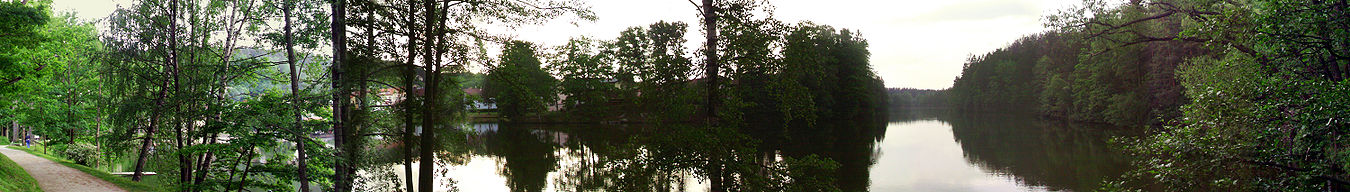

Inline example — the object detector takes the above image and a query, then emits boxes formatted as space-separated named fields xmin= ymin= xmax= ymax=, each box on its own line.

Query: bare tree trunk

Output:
xmin=136 ymin=0 xmax=183 ymax=181
xmin=10 ymin=117 xmax=16 ymax=143
xmin=417 ymin=0 xmax=438 ymax=191
xmin=402 ymin=3 xmax=419 ymax=191
xmin=700 ymin=1 xmax=727 ymax=190
xmin=702 ymin=0 xmax=720 ymax=123
xmin=225 ymin=129 xmax=260 ymax=192
xmin=331 ymin=0 xmax=352 ymax=191
xmin=233 ymin=145 xmax=258 ymax=192
xmin=131 ymin=90 xmax=165 ymax=181
xmin=63 ymin=69 xmax=74 ymax=145
xmin=284 ymin=1 xmax=312 ymax=190
xmin=191 ymin=132 xmax=218 ymax=192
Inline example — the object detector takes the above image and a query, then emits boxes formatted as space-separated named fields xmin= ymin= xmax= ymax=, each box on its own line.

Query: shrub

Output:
xmin=48 ymin=143 xmax=68 ymax=155
xmin=61 ymin=142 xmax=100 ymax=166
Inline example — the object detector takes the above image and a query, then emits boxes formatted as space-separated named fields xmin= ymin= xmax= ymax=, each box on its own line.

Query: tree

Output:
xmin=780 ymin=23 xmax=883 ymax=124
xmin=485 ymin=41 xmax=557 ymax=119
xmin=634 ymin=21 xmax=701 ymax=122
xmin=389 ymin=1 xmax=592 ymax=191
xmin=0 ymin=10 xmax=103 ymax=149
xmin=282 ymin=0 xmax=311 ymax=189
xmin=549 ymin=38 xmax=615 ymax=120
xmin=0 ymin=0 xmax=49 ymax=89
xmin=104 ymin=0 xmax=333 ymax=190
xmin=683 ymin=0 xmax=773 ymax=123
xmin=1032 ymin=0 xmax=1350 ymax=190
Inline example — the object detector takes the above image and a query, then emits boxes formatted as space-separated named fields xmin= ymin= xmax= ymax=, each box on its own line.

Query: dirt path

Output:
xmin=0 ymin=147 xmax=126 ymax=192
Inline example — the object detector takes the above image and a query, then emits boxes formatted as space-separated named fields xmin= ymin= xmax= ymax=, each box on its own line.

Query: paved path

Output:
xmin=0 ymin=147 xmax=126 ymax=192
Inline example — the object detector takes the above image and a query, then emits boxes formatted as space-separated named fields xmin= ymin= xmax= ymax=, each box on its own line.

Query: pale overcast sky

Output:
xmin=51 ymin=0 xmax=1078 ymax=89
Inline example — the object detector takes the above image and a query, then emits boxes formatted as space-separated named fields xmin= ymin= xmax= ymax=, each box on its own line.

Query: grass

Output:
xmin=7 ymin=145 xmax=165 ymax=192
xmin=0 ymin=148 xmax=42 ymax=192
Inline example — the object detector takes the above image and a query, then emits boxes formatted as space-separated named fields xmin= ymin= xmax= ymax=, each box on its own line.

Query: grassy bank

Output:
xmin=0 ymin=147 xmax=42 ymax=192
xmin=7 ymin=146 xmax=164 ymax=192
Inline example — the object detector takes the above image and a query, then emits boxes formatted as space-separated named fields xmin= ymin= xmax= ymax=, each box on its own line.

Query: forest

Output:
xmin=945 ymin=0 xmax=1350 ymax=191
xmin=0 ymin=0 xmax=888 ymax=191
xmin=4 ymin=0 xmax=1347 ymax=191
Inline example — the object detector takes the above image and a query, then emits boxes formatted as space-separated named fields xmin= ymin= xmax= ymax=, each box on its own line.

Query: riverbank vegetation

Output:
xmin=0 ymin=0 xmax=886 ymax=191
xmin=948 ymin=0 xmax=1349 ymax=190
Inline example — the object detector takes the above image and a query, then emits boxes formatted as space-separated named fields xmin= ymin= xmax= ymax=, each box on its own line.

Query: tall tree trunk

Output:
xmin=233 ymin=145 xmax=258 ymax=192
xmin=417 ymin=0 xmax=438 ymax=191
xmin=417 ymin=66 xmax=438 ymax=192
xmin=284 ymin=1 xmax=312 ymax=191
xmin=132 ymin=90 xmax=166 ymax=182
xmin=701 ymin=2 xmax=727 ymax=190
xmin=226 ymin=129 xmax=260 ymax=192
xmin=191 ymin=132 xmax=218 ymax=192
xmin=331 ymin=0 xmax=352 ymax=191
xmin=64 ymin=72 xmax=73 ymax=145
xmin=176 ymin=113 xmax=191 ymax=186
xmin=136 ymin=0 xmax=182 ymax=182
xmin=702 ymin=0 xmax=720 ymax=123
xmin=168 ymin=0 xmax=196 ymax=186
xmin=402 ymin=3 xmax=419 ymax=191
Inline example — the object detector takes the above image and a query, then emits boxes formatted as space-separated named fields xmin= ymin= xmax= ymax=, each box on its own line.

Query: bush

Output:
xmin=0 ymin=137 xmax=8 ymax=145
xmin=48 ymin=143 xmax=68 ymax=154
xmin=60 ymin=142 xmax=100 ymax=166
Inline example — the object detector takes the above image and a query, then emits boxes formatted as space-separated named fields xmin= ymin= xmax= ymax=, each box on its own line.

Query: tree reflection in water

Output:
xmin=943 ymin=112 xmax=1140 ymax=191
xmin=374 ymin=110 xmax=1138 ymax=191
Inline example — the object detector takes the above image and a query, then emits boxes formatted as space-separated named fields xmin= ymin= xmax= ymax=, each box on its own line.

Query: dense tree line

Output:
xmin=948 ymin=28 xmax=1199 ymax=126
xmin=512 ymin=21 xmax=889 ymax=127
xmin=480 ymin=13 xmax=888 ymax=192
xmin=952 ymin=0 xmax=1349 ymax=190
xmin=1 ymin=0 xmax=591 ymax=191
xmin=886 ymin=88 xmax=949 ymax=110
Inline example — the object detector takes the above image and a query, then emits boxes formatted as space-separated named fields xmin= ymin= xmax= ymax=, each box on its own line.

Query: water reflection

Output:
xmin=389 ymin=110 xmax=1134 ymax=192
xmin=945 ymin=113 xmax=1135 ymax=191
xmin=475 ymin=124 xmax=562 ymax=192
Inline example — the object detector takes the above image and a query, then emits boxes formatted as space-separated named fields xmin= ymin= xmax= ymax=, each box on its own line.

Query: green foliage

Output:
xmin=886 ymin=88 xmax=948 ymax=110
xmin=485 ymin=40 xmax=558 ymax=119
xmin=0 ymin=5 xmax=105 ymax=148
xmin=1252 ymin=0 xmax=1350 ymax=80
xmin=98 ymin=0 xmax=341 ymax=189
xmin=945 ymin=1 xmax=1347 ymax=190
xmin=949 ymin=34 xmax=1061 ymax=112
xmin=59 ymin=142 xmax=98 ymax=166
xmin=780 ymin=155 xmax=842 ymax=192
xmin=778 ymin=22 xmax=887 ymax=125
xmin=9 ymin=146 xmax=163 ymax=192
xmin=642 ymin=21 xmax=694 ymax=86
xmin=1058 ymin=0 xmax=1350 ymax=191
xmin=0 ymin=0 xmax=50 ymax=91
xmin=951 ymin=0 xmax=1209 ymax=126
xmin=530 ymin=17 xmax=882 ymax=190
xmin=549 ymin=38 xmax=616 ymax=121
xmin=0 ymin=151 xmax=42 ymax=192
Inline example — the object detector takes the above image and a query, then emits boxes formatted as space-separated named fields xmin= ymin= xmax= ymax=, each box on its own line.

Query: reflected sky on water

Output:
xmin=375 ymin=110 xmax=1135 ymax=192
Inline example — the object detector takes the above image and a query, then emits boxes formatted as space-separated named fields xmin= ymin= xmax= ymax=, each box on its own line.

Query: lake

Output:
xmin=370 ymin=110 xmax=1138 ymax=191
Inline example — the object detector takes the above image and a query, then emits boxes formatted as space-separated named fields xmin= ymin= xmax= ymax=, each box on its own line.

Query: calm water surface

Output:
xmin=382 ymin=111 xmax=1136 ymax=192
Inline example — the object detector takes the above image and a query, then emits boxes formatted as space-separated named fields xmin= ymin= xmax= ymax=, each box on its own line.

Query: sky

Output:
xmin=50 ymin=0 xmax=1079 ymax=90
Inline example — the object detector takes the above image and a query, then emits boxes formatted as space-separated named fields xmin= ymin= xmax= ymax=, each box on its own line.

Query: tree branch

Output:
xmin=1 ymin=77 xmax=21 ymax=87
xmin=686 ymin=0 xmax=704 ymax=13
